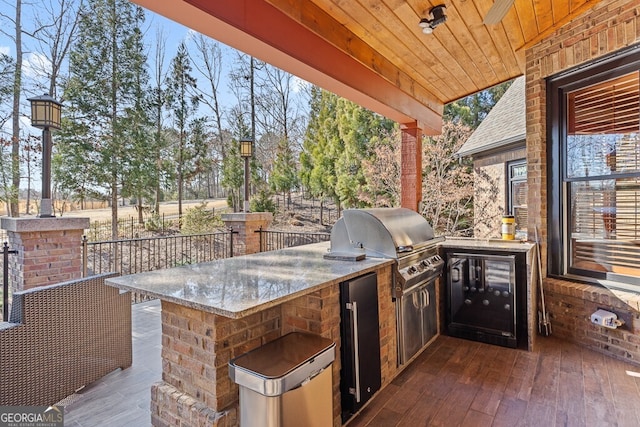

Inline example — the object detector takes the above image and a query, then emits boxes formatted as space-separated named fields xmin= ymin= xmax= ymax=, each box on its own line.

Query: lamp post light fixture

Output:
xmin=28 ymin=93 xmax=62 ymax=218
xmin=239 ymin=138 xmax=253 ymax=212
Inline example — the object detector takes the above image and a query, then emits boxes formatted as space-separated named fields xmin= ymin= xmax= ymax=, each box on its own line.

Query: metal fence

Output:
xmin=84 ymin=213 xmax=181 ymax=241
xmin=257 ymin=227 xmax=331 ymax=252
xmin=82 ymin=230 xmax=235 ymax=276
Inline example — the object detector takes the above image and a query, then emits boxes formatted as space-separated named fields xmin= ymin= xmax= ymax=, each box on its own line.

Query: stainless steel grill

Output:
xmin=327 ymin=208 xmax=444 ymax=297
xmin=326 ymin=208 xmax=444 ymax=365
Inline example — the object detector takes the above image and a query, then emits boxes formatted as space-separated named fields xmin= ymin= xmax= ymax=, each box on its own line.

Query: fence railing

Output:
xmin=257 ymin=227 xmax=331 ymax=252
xmin=84 ymin=213 xmax=181 ymax=241
xmin=82 ymin=229 xmax=235 ymax=275
xmin=81 ymin=227 xmax=330 ymax=303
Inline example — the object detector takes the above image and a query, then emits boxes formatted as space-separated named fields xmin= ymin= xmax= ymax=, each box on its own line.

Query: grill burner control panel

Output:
xmin=406 ymin=254 xmax=443 ymax=275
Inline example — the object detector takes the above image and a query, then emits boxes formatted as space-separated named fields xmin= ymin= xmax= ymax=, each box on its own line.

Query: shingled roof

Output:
xmin=456 ymin=76 xmax=526 ymax=157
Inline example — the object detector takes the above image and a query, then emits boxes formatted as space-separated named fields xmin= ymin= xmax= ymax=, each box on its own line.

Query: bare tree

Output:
xmin=25 ymin=0 xmax=82 ymax=216
xmin=191 ymin=34 xmax=226 ymax=198
xmin=149 ymin=27 xmax=167 ymax=213
xmin=2 ymin=0 xmax=24 ymax=216
xmin=421 ymin=120 xmax=474 ymax=236
xmin=28 ymin=0 xmax=82 ymax=98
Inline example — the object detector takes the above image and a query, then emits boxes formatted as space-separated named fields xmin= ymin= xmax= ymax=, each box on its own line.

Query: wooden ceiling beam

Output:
xmin=130 ymin=0 xmax=443 ymax=134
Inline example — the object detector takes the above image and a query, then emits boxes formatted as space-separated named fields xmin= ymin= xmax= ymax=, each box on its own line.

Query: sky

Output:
xmin=0 ymin=1 xmax=241 ymax=127
xmin=0 ymin=1 xmax=241 ymax=190
xmin=0 ymin=1 xmax=310 ymax=192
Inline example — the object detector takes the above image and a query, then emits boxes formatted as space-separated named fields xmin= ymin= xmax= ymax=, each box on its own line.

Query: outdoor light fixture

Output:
xmin=239 ymin=138 xmax=253 ymax=212
xmin=239 ymin=138 xmax=253 ymax=158
xmin=28 ymin=93 xmax=62 ymax=218
xmin=419 ymin=4 xmax=447 ymax=34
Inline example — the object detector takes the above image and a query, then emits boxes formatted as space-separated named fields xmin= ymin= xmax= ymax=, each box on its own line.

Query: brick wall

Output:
xmin=545 ymin=279 xmax=640 ymax=363
xmin=151 ymin=264 xmax=401 ymax=427
xmin=1 ymin=217 xmax=88 ymax=291
xmin=221 ymin=212 xmax=273 ymax=256
xmin=526 ymin=0 xmax=640 ymax=363
xmin=152 ymin=300 xmax=281 ymax=426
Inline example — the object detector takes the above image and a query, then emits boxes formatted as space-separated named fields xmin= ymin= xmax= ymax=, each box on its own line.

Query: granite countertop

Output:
xmin=106 ymin=242 xmax=392 ymax=319
xmin=441 ymin=237 xmax=535 ymax=252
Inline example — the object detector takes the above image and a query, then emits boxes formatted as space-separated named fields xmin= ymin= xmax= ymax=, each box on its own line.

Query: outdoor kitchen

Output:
xmin=106 ymin=207 xmax=537 ymax=426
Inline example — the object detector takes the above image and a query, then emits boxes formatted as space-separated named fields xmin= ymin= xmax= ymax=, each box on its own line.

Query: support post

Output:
xmin=400 ymin=123 xmax=423 ymax=212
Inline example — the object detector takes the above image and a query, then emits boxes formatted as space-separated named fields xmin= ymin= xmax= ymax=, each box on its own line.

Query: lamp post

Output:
xmin=28 ymin=93 xmax=62 ymax=218
xmin=239 ymin=138 xmax=253 ymax=212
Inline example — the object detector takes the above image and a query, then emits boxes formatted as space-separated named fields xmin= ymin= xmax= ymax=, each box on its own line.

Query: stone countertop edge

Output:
xmin=105 ymin=242 xmax=394 ymax=319
xmin=441 ymin=237 xmax=535 ymax=252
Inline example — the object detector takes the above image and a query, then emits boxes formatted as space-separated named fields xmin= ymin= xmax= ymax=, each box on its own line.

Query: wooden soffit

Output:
xmin=131 ymin=0 xmax=602 ymax=134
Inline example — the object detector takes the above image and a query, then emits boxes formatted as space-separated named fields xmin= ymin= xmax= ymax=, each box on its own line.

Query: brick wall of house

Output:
xmin=471 ymin=148 xmax=526 ymax=239
xmin=545 ymin=279 xmax=640 ymax=363
xmin=526 ymin=0 xmax=640 ymax=363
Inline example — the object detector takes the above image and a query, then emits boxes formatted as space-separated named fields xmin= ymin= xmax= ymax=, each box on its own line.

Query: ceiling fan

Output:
xmin=483 ymin=0 xmax=516 ymax=25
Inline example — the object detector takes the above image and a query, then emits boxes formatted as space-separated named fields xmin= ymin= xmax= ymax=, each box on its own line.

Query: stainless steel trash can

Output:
xmin=229 ymin=332 xmax=335 ymax=427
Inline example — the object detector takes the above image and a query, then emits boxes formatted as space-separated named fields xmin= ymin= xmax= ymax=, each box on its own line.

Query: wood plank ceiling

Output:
xmin=132 ymin=0 xmax=600 ymax=133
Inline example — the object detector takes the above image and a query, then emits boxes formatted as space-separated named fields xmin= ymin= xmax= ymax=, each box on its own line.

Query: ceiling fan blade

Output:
xmin=483 ymin=0 xmax=516 ymax=25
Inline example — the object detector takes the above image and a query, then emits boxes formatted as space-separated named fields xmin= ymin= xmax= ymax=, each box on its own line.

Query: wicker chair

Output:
xmin=0 ymin=272 xmax=132 ymax=406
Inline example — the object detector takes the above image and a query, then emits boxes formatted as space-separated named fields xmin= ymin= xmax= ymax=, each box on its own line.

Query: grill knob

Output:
xmin=407 ymin=266 xmax=417 ymax=274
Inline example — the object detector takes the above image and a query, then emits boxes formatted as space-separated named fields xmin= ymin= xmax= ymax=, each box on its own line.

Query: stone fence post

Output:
xmin=1 ymin=217 xmax=89 ymax=292
xmin=221 ymin=212 xmax=273 ymax=256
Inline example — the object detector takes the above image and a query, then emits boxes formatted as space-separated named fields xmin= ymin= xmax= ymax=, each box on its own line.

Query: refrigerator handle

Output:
xmin=347 ymin=301 xmax=361 ymax=403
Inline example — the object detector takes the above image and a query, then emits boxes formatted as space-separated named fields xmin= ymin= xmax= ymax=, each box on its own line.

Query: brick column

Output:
xmin=1 ymin=217 xmax=89 ymax=291
xmin=400 ymin=123 xmax=423 ymax=212
xmin=221 ymin=212 xmax=273 ymax=256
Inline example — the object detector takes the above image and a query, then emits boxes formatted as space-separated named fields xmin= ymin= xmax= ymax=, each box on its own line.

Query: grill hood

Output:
xmin=326 ymin=208 xmax=436 ymax=259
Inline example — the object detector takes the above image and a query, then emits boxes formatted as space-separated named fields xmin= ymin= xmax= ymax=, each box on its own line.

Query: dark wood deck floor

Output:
xmin=348 ymin=335 xmax=640 ymax=427
xmin=60 ymin=300 xmax=640 ymax=426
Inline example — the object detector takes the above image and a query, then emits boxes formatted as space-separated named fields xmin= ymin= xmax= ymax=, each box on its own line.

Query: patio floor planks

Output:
xmin=59 ymin=300 xmax=640 ymax=427
xmin=61 ymin=299 xmax=161 ymax=427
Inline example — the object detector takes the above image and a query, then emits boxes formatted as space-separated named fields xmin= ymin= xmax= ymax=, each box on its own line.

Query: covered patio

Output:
xmin=4 ymin=0 xmax=640 ymax=426
xmin=61 ymin=299 xmax=640 ymax=426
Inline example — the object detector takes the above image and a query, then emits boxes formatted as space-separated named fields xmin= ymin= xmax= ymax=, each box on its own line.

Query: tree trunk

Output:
xmin=10 ymin=0 xmax=23 ymax=217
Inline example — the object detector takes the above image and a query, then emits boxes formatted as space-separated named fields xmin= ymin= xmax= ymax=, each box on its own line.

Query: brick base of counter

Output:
xmin=151 ymin=382 xmax=237 ymax=426
xmin=545 ymin=278 xmax=640 ymax=365
xmin=150 ymin=264 xmax=397 ymax=427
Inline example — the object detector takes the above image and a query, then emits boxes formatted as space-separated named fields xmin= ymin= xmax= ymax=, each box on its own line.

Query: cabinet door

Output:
xmin=340 ymin=272 xmax=381 ymax=421
xmin=399 ymin=288 xmax=423 ymax=364
xmin=422 ymin=282 xmax=437 ymax=344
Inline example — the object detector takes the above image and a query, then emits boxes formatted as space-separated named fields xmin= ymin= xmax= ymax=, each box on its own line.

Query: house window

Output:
xmin=548 ymin=46 xmax=640 ymax=286
xmin=507 ymin=160 xmax=527 ymax=238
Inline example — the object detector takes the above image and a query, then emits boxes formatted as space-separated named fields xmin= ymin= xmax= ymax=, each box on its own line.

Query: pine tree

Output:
xmin=62 ymin=0 xmax=148 ymax=239
xmin=166 ymin=41 xmax=199 ymax=218
xmin=270 ymin=137 xmax=298 ymax=207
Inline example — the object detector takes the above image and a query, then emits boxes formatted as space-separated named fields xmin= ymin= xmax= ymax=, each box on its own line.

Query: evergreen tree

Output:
xmin=166 ymin=41 xmax=199 ymax=218
xmin=221 ymin=139 xmax=244 ymax=212
xmin=299 ymin=85 xmax=322 ymax=195
xmin=62 ymin=0 xmax=147 ymax=239
xmin=444 ymin=80 xmax=513 ymax=129
xmin=304 ymin=89 xmax=341 ymax=222
xmin=270 ymin=137 xmax=298 ymax=207
xmin=334 ymin=98 xmax=396 ymax=208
